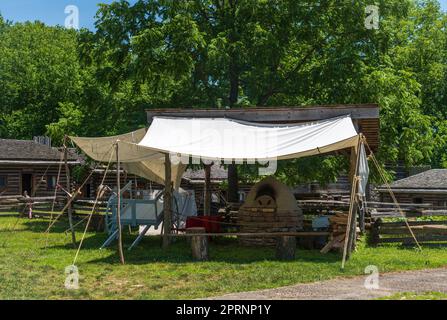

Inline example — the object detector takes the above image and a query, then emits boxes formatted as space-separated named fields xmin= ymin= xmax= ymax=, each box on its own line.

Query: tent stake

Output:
xmin=64 ymin=136 xmax=76 ymax=248
xmin=115 ymin=142 xmax=125 ymax=264
xmin=163 ymin=153 xmax=172 ymax=249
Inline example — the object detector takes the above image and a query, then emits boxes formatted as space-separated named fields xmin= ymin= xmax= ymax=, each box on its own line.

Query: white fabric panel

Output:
xmin=357 ymin=143 xmax=369 ymax=196
xmin=138 ymin=115 xmax=359 ymax=161
xmin=121 ymin=202 xmax=159 ymax=221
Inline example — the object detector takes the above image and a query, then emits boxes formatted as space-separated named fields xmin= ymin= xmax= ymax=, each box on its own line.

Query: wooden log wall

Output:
xmin=371 ymin=215 xmax=447 ymax=246
xmin=380 ymin=193 xmax=447 ymax=209
xmin=0 ymin=164 xmax=69 ymax=198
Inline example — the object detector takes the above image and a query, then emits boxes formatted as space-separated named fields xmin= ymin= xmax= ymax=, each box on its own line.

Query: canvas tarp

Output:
xmin=69 ymin=129 xmax=185 ymax=188
xmin=70 ymin=115 xmax=361 ymax=188
xmin=138 ymin=115 xmax=359 ymax=161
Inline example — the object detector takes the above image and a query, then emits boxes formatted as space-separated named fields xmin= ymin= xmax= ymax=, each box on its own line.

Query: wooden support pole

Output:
xmin=115 ymin=142 xmax=125 ymax=264
xmin=204 ymin=163 xmax=212 ymax=216
xmin=342 ymin=137 xmax=361 ymax=269
xmin=63 ymin=137 xmax=76 ymax=248
xmin=163 ymin=153 xmax=172 ymax=249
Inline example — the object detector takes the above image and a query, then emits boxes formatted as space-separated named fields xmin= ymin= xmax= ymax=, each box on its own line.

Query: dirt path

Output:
xmin=210 ymin=267 xmax=447 ymax=300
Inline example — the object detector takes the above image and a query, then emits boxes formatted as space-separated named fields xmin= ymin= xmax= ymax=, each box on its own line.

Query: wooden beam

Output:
xmin=167 ymin=232 xmax=330 ymax=237
xmin=146 ymin=104 xmax=379 ymax=124
xmin=115 ymin=142 xmax=125 ymax=264
xmin=342 ymin=138 xmax=361 ymax=269
xmin=163 ymin=153 xmax=172 ymax=249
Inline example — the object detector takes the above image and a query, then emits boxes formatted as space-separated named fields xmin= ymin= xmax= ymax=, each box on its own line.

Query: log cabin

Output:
xmin=377 ymin=169 xmax=447 ymax=208
xmin=0 ymin=138 xmax=80 ymax=197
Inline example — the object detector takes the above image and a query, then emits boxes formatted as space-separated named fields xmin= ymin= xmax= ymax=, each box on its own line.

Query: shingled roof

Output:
xmin=183 ymin=164 xmax=228 ymax=181
xmin=0 ymin=139 xmax=79 ymax=162
xmin=384 ymin=169 xmax=447 ymax=190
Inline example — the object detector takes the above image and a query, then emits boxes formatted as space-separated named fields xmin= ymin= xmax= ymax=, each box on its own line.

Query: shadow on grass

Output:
xmin=6 ymin=215 xmax=96 ymax=234
xmin=9 ymin=217 xmax=349 ymax=266
xmin=43 ymin=232 xmax=342 ymax=266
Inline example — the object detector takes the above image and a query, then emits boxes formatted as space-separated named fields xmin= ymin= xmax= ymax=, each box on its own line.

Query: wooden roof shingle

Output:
xmin=384 ymin=169 xmax=447 ymax=190
xmin=183 ymin=164 xmax=227 ymax=181
xmin=0 ymin=139 xmax=78 ymax=162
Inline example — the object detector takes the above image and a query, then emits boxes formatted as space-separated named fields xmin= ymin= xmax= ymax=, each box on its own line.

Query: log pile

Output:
xmin=320 ymin=212 xmax=359 ymax=253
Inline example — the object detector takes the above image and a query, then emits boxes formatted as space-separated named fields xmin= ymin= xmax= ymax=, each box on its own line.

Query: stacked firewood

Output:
xmin=321 ymin=212 xmax=359 ymax=253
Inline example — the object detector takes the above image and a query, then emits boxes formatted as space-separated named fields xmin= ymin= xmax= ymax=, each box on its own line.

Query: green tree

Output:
xmin=0 ymin=22 xmax=82 ymax=140
xmin=88 ymin=0 xmax=447 ymax=183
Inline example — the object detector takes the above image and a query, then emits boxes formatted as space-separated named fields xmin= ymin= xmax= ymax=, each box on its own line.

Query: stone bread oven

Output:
xmin=238 ymin=176 xmax=303 ymax=246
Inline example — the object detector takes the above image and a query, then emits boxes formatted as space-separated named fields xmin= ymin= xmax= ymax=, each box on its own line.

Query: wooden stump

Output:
xmin=186 ymin=226 xmax=203 ymax=244
xmin=188 ymin=227 xmax=209 ymax=261
xmin=275 ymin=236 xmax=296 ymax=260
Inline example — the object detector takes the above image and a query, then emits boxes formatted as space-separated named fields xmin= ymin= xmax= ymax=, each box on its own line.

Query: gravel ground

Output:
xmin=210 ymin=267 xmax=447 ymax=300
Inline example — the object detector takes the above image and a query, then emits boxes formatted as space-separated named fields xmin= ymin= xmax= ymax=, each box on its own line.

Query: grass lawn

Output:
xmin=0 ymin=216 xmax=446 ymax=300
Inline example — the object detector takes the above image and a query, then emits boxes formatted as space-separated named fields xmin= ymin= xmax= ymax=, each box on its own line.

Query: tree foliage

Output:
xmin=0 ymin=1 xmax=446 ymax=184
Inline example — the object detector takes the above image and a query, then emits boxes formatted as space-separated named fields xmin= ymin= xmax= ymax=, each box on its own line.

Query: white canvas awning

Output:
xmin=70 ymin=128 xmax=186 ymax=188
xmin=70 ymin=115 xmax=360 ymax=188
xmin=139 ymin=115 xmax=359 ymax=161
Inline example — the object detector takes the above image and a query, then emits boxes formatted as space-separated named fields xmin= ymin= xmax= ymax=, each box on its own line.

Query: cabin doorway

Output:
xmin=21 ymin=173 xmax=33 ymax=196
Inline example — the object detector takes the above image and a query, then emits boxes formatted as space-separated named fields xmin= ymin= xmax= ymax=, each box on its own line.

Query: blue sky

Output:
xmin=0 ymin=0 xmax=137 ymax=30
xmin=0 ymin=0 xmax=446 ymax=30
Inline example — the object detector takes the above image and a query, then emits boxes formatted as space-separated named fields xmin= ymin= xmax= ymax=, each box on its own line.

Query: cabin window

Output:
xmin=413 ymin=197 xmax=423 ymax=204
xmin=47 ymin=175 xmax=57 ymax=190
xmin=0 ymin=176 xmax=7 ymax=189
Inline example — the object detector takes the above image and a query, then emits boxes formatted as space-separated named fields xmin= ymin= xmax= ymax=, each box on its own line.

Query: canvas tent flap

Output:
xmin=121 ymin=160 xmax=186 ymax=189
xmin=357 ymin=142 xmax=369 ymax=196
xmin=69 ymin=129 xmax=185 ymax=189
xmin=138 ymin=115 xmax=359 ymax=161
xmin=69 ymin=128 xmax=149 ymax=162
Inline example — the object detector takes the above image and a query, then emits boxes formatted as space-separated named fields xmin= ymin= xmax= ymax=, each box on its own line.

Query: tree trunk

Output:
xmin=204 ymin=164 xmax=212 ymax=216
xmin=226 ymin=2 xmax=240 ymax=205
xmin=227 ymin=164 xmax=239 ymax=203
